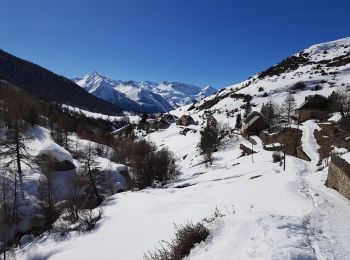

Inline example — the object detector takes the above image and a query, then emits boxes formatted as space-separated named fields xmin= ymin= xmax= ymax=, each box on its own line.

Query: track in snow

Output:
xmin=295 ymin=121 xmax=350 ymax=259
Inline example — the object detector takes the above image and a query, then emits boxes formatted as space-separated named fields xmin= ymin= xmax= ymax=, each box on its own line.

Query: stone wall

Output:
xmin=326 ymin=155 xmax=350 ymax=199
xmin=298 ymin=109 xmax=328 ymax=122
xmin=260 ymin=128 xmax=307 ymax=159
xmin=296 ymin=147 xmax=311 ymax=161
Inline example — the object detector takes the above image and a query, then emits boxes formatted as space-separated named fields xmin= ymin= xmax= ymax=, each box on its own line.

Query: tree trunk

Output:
xmin=88 ymin=170 xmax=101 ymax=203
xmin=15 ymin=129 xmax=24 ymax=199
xmin=12 ymin=172 xmax=17 ymax=223
xmin=283 ymin=144 xmax=286 ymax=171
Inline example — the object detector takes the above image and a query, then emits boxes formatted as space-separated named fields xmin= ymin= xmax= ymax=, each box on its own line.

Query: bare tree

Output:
xmin=329 ymin=87 xmax=350 ymax=118
xmin=79 ymin=144 xmax=103 ymax=205
xmin=281 ymin=94 xmax=296 ymax=125
xmin=0 ymin=120 xmax=32 ymax=199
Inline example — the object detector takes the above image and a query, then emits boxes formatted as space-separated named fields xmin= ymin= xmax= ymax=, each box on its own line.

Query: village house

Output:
xmin=176 ymin=114 xmax=196 ymax=126
xmin=162 ymin=113 xmax=178 ymax=123
xmin=146 ymin=117 xmax=169 ymax=130
xmin=154 ymin=117 xmax=170 ymax=129
xmin=113 ymin=123 xmax=135 ymax=138
xmin=242 ymin=111 xmax=270 ymax=136
xmin=296 ymin=94 xmax=329 ymax=122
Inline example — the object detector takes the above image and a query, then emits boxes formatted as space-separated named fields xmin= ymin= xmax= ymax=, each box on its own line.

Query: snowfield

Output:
xmin=17 ymin=120 xmax=350 ymax=260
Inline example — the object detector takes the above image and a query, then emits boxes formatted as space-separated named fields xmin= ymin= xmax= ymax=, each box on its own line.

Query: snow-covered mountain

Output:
xmin=74 ymin=72 xmax=216 ymax=113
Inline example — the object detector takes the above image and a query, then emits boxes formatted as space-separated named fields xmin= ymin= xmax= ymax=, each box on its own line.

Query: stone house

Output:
xmin=176 ymin=115 xmax=196 ymax=126
xmin=242 ymin=111 xmax=270 ymax=136
xmin=146 ymin=118 xmax=169 ymax=129
xmin=162 ymin=113 xmax=178 ymax=123
xmin=296 ymin=94 xmax=329 ymax=122
xmin=155 ymin=117 xmax=170 ymax=129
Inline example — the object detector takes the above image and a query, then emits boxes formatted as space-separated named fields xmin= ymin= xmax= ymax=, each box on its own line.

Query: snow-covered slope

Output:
xmin=192 ymin=37 xmax=350 ymax=114
xmin=74 ymin=72 xmax=216 ymax=113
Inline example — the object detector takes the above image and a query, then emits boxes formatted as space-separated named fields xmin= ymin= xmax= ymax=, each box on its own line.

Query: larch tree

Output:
xmin=281 ymin=94 xmax=296 ymax=125
xmin=79 ymin=144 xmax=103 ymax=206
xmin=328 ymin=87 xmax=350 ymax=118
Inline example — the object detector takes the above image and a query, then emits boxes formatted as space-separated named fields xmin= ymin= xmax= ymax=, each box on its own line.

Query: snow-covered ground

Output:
xmin=62 ymin=104 xmax=140 ymax=124
xmin=16 ymin=119 xmax=350 ymax=260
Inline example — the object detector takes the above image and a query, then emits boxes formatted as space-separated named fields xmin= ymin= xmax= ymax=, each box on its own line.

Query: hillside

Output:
xmin=0 ymin=50 xmax=123 ymax=115
xmin=9 ymin=37 xmax=350 ymax=260
xmin=74 ymin=72 xmax=216 ymax=113
xmin=192 ymin=37 xmax=350 ymax=114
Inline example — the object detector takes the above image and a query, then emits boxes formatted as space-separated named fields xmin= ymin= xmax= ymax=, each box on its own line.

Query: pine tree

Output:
xmin=199 ymin=125 xmax=219 ymax=165
xmin=260 ymin=99 xmax=280 ymax=130
xmin=235 ymin=114 xmax=242 ymax=129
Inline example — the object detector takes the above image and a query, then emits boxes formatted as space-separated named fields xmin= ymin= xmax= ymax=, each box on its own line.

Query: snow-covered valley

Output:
xmin=16 ymin=120 xmax=350 ymax=260
xmin=1 ymin=36 xmax=350 ymax=260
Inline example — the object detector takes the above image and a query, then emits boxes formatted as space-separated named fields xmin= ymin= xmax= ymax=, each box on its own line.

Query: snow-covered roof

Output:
xmin=243 ymin=111 xmax=261 ymax=123
xmin=297 ymin=94 xmax=328 ymax=110
xmin=242 ymin=115 xmax=260 ymax=130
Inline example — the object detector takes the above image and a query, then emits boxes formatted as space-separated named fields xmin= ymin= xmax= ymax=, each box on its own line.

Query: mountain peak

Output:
xmin=74 ymin=73 xmax=217 ymax=112
xmin=91 ymin=70 xmax=100 ymax=76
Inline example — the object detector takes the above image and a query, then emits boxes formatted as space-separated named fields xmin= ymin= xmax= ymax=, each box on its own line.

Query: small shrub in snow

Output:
xmin=144 ymin=222 xmax=209 ymax=260
xmin=312 ymin=84 xmax=322 ymax=91
xmin=130 ymin=141 xmax=180 ymax=189
xmin=78 ymin=208 xmax=103 ymax=232
xmin=203 ymin=207 xmax=226 ymax=223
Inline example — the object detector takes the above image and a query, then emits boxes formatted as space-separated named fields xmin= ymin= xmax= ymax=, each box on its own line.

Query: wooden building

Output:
xmin=176 ymin=115 xmax=196 ymax=126
xmin=242 ymin=111 xmax=269 ymax=136
xmin=296 ymin=94 xmax=329 ymax=122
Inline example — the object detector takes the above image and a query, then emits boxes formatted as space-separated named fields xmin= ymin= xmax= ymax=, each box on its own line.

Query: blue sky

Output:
xmin=1 ymin=0 xmax=350 ymax=89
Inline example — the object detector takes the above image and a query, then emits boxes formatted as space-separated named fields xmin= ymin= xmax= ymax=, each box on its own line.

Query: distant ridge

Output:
xmin=74 ymin=72 xmax=217 ymax=113
xmin=0 ymin=49 xmax=123 ymax=115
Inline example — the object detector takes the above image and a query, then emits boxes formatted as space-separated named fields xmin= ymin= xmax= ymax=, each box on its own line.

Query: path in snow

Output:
xmin=296 ymin=120 xmax=350 ymax=259
xmin=300 ymin=120 xmax=321 ymax=164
